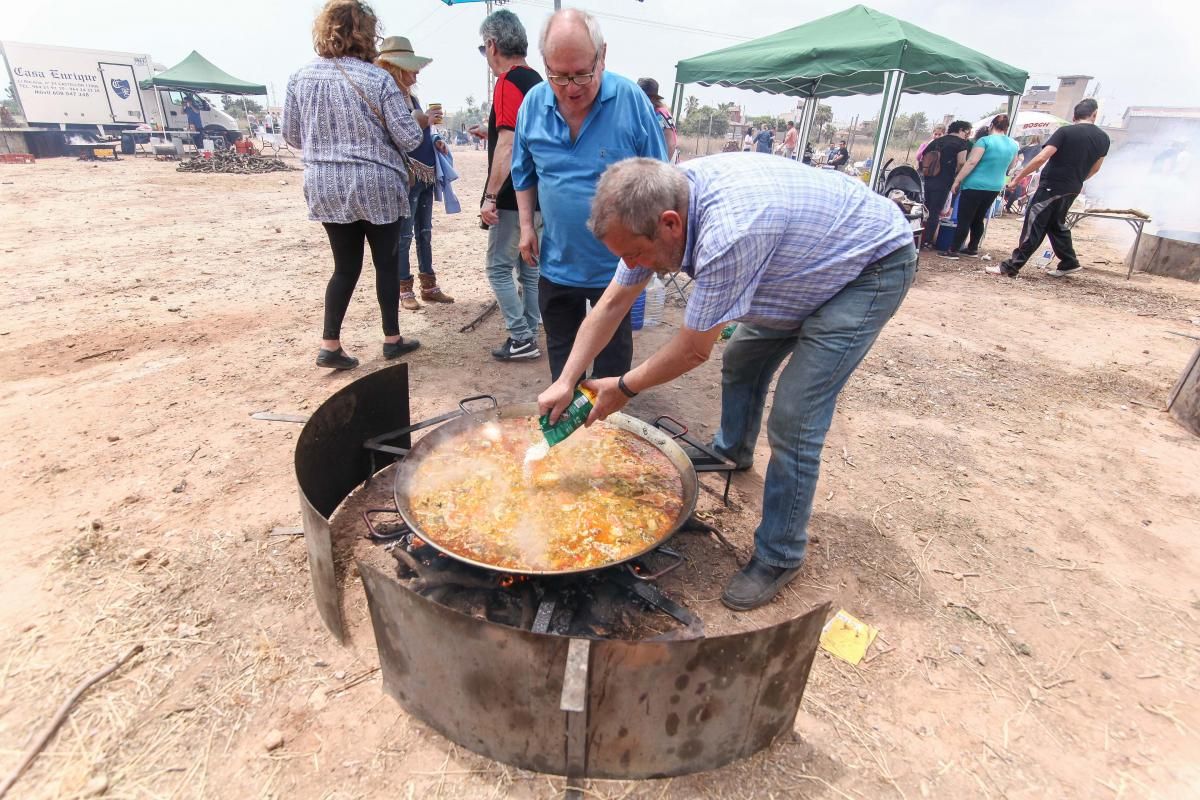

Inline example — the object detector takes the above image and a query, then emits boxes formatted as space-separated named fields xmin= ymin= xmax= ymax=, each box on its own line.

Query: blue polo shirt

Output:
xmin=512 ymin=72 xmax=668 ymax=288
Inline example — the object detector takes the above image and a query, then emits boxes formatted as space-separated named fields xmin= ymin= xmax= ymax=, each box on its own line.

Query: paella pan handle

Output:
xmin=652 ymin=414 xmax=688 ymax=440
xmin=626 ymin=546 xmax=685 ymax=581
xmin=457 ymin=394 xmax=499 ymax=414
xmin=362 ymin=507 xmax=411 ymax=542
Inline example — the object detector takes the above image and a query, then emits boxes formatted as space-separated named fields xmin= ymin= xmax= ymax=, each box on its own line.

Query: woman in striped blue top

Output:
xmin=284 ymin=0 xmax=424 ymax=370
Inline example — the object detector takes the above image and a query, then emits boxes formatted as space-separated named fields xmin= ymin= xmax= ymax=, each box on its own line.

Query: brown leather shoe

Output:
xmin=419 ymin=272 xmax=454 ymax=303
xmin=399 ymin=278 xmax=421 ymax=311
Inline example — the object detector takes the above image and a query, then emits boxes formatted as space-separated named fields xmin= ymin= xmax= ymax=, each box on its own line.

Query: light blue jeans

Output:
xmin=713 ymin=244 xmax=917 ymax=567
xmin=486 ymin=209 xmax=541 ymax=342
xmin=399 ymin=181 xmax=434 ymax=281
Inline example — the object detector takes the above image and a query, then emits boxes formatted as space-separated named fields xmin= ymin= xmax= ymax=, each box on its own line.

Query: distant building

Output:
xmin=1121 ymin=107 xmax=1200 ymax=138
xmin=1019 ymin=75 xmax=1094 ymax=121
xmin=1100 ymin=106 xmax=1200 ymax=150
xmin=1020 ymin=86 xmax=1056 ymax=113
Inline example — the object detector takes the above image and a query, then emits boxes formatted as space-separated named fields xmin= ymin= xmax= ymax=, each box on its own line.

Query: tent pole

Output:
xmin=155 ymin=88 xmax=170 ymax=141
xmin=868 ymin=70 xmax=905 ymax=191
xmin=1006 ymin=94 xmax=1020 ymax=139
xmin=670 ymin=82 xmax=683 ymax=122
xmin=240 ymin=95 xmax=251 ymax=139
xmin=796 ymin=91 xmax=818 ymax=159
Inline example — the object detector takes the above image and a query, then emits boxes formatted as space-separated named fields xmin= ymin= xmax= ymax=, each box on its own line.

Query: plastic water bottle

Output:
xmin=643 ymin=275 xmax=666 ymax=327
xmin=1031 ymin=248 xmax=1054 ymax=271
xmin=630 ymin=292 xmax=646 ymax=331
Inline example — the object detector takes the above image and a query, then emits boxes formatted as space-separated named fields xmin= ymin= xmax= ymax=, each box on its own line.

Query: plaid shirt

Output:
xmin=617 ymin=154 xmax=913 ymax=330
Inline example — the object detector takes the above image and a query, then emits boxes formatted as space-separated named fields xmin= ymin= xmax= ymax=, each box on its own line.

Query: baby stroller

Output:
xmin=876 ymin=159 xmax=927 ymax=254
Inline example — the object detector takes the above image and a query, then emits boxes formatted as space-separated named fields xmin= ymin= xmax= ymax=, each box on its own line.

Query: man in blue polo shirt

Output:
xmin=512 ymin=8 xmax=668 ymax=382
xmin=539 ymin=155 xmax=917 ymax=611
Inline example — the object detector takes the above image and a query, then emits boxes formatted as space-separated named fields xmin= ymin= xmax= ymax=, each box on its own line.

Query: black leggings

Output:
xmin=950 ymin=189 xmax=999 ymax=253
xmin=321 ymin=219 xmax=403 ymax=340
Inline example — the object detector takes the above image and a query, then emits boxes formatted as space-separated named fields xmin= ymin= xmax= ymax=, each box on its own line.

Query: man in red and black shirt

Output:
xmin=477 ymin=9 xmax=545 ymax=361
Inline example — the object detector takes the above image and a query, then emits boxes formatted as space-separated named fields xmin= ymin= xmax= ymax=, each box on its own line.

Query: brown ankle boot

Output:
xmin=419 ymin=272 xmax=454 ymax=303
xmin=399 ymin=278 xmax=421 ymax=311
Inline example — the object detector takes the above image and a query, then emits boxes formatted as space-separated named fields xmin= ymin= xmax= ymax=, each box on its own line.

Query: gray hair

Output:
xmin=480 ymin=9 xmax=528 ymax=57
xmin=539 ymin=8 xmax=604 ymax=59
xmin=589 ymin=158 xmax=688 ymax=239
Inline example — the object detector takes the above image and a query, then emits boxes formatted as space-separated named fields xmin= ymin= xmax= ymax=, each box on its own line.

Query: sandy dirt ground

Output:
xmin=1 ymin=149 xmax=1198 ymax=800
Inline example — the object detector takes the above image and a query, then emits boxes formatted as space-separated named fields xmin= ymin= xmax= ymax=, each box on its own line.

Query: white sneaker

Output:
xmin=1046 ymin=265 xmax=1083 ymax=277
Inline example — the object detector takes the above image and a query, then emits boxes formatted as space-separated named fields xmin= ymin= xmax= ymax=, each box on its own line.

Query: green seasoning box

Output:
xmin=540 ymin=385 xmax=596 ymax=447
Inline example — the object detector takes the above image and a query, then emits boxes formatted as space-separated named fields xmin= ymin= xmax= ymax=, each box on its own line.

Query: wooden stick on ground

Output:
xmin=0 ymin=644 xmax=144 ymax=799
xmin=459 ymin=301 xmax=498 ymax=333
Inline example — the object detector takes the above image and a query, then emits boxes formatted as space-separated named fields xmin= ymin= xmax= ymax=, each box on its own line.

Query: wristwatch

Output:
xmin=482 ymin=192 xmax=497 ymax=202
xmin=617 ymin=374 xmax=638 ymax=398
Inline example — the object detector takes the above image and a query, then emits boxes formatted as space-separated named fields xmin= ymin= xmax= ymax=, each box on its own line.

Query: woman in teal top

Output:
xmin=941 ymin=115 xmax=1020 ymax=258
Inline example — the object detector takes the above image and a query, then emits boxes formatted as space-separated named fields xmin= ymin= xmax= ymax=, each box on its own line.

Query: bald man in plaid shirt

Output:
xmin=538 ymin=154 xmax=917 ymax=610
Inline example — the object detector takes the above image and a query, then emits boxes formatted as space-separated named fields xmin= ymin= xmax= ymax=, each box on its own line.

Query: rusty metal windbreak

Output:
xmin=391 ymin=399 xmax=699 ymax=576
xmin=295 ymin=364 xmax=411 ymax=642
xmin=361 ymin=561 xmax=830 ymax=779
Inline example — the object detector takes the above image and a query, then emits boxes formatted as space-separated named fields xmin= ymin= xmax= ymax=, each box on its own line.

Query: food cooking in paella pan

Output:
xmin=405 ymin=417 xmax=684 ymax=572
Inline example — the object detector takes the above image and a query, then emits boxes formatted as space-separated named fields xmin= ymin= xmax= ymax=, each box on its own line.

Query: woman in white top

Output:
xmin=742 ymin=127 xmax=754 ymax=152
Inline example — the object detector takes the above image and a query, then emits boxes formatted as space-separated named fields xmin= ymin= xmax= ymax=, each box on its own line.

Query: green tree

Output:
xmin=684 ymin=95 xmax=700 ymax=119
xmin=907 ymin=111 xmax=929 ymax=140
xmin=749 ymin=114 xmax=786 ymax=132
xmin=220 ymin=94 xmax=264 ymax=120
xmin=1 ymin=83 xmax=18 ymax=125
xmin=446 ymin=94 xmax=484 ymax=132
xmin=813 ymin=102 xmax=833 ymax=131
xmin=679 ymin=104 xmax=729 ymax=138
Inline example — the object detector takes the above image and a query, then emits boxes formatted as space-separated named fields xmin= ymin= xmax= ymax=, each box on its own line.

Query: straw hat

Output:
xmin=378 ymin=36 xmax=432 ymax=71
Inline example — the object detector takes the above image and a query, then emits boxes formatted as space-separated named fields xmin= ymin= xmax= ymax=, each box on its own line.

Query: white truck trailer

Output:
xmin=1 ymin=40 xmax=241 ymax=152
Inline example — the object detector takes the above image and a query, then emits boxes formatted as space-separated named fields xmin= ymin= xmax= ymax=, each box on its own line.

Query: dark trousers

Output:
xmin=538 ymin=277 xmax=633 ymax=383
xmin=1001 ymin=185 xmax=1080 ymax=274
xmin=950 ymin=188 xmax=999 ymax=253
xmin=921 ymin=181 xmax=952 ymax=246
xmin=321 ymin=219 xmax=404 ymax=340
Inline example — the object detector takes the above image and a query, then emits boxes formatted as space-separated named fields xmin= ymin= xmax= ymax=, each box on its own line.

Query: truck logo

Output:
xmin=110 ymin=78 xmax=131 ymax=99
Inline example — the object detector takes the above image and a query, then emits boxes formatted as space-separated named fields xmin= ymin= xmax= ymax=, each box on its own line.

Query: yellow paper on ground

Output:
xmin=819 ymin=609 xmax=878 ymax=665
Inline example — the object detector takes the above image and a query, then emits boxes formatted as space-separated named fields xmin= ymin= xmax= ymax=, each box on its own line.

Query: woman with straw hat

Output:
xmin=377 ymin=36 xmax=455 ymax=310
xmin=283 ymin=0 xmax=424 ymax=370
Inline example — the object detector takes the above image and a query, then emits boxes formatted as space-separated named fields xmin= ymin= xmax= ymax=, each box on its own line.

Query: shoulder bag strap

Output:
xmin=334 ymin=60 xmax=436 ymax=186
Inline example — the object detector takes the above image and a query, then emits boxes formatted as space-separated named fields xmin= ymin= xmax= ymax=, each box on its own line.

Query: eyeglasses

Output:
xmin=546 ymin=56 xmax=599 ymax=87
xmin=477 ymin=40 xmax=492 ymax=56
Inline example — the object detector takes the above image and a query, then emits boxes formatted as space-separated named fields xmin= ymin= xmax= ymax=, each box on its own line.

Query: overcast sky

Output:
xmin=4 ymin=0 xmax=1198 ymax=128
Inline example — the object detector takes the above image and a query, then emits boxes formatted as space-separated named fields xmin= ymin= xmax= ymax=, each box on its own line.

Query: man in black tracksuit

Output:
xmin=988 ymin=98 xmax=1109 ymax=278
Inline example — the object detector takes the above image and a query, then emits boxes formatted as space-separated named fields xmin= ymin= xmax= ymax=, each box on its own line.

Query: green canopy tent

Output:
xmin=139 ymin=50 xmax=267 ymax=136
xmin=673 ymin=4 xmax=1029 ymax=188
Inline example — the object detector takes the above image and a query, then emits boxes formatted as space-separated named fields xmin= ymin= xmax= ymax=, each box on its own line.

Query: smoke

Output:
xmin=1085 ymin=119 xmax=1200 ymax=251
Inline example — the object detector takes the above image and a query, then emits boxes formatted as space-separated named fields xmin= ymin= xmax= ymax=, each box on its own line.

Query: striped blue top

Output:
xmin=283 ymin=57 xmax=423 ymax=225
xmin=616 ymin=154 xmax=914 ymax=330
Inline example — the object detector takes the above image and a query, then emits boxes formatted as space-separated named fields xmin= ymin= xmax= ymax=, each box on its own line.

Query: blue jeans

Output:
xmin=486 ymin=209 xmax=541 ymax=341
xmin=713 ymin=244 xmax=917 ymax=567
xmin=399 ymin=180 xmax=434 ymax=280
